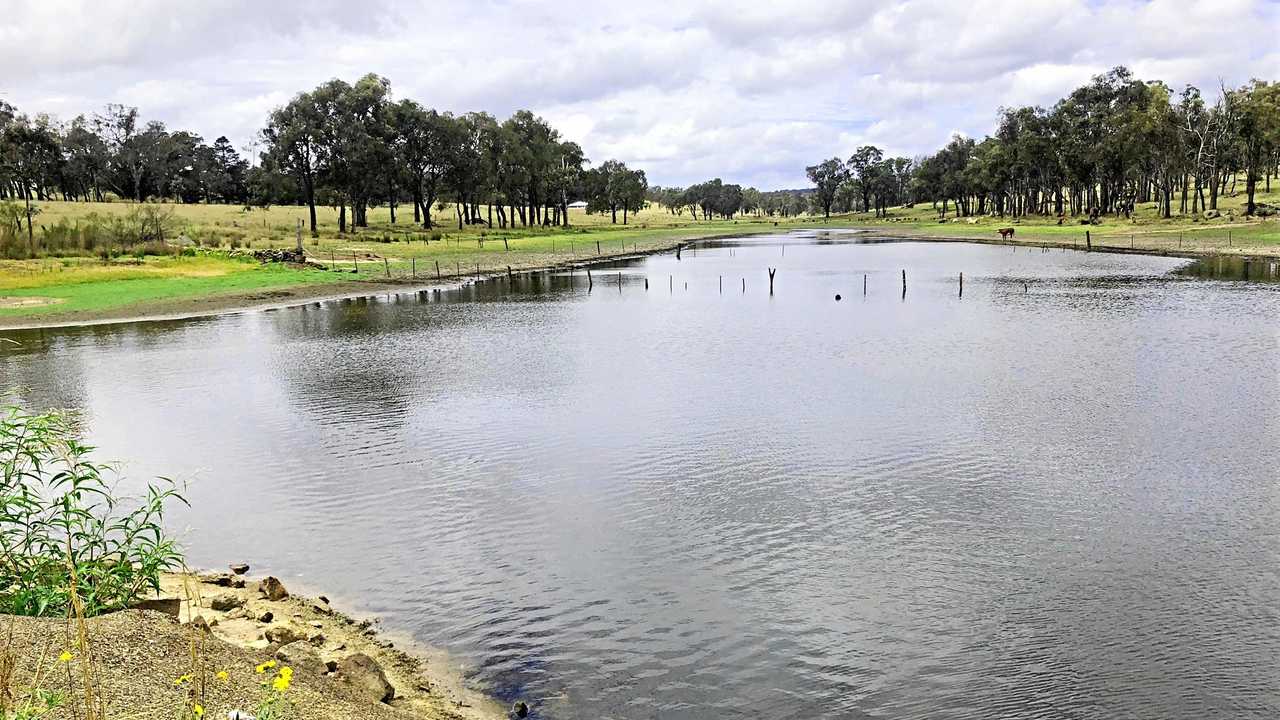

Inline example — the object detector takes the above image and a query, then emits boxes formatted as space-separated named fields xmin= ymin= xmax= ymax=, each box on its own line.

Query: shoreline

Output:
xmin=0 ymin=226 xmax=777 ymax=332
xmin=4 ymin=569 xmax=511 ymax=720
xmin=160 ymin=568 xmax=510 ymax=719
xmin=0 ymin=226 xmax=1268 ymax=332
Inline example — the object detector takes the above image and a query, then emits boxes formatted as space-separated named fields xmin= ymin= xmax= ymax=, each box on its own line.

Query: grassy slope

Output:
xmin=825 ymin=184 xmax=1280 ymax=253
xmin=1 ymin=203 xmax=809 ymax=322
xmin=9 ymin=184 xmax=1277 ymax=323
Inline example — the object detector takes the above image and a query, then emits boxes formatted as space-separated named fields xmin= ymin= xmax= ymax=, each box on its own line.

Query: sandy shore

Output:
xmin=4 ymin=570 xmax=509 ymax=720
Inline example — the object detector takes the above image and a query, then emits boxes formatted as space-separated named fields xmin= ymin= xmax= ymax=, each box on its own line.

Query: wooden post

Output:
xmin=435 ymin=260 xmax=441 ymax=279
xmin=596 ymin=240 xmax=601 ymax=254
xmin=503 ymin=237 xmax=509 ymax=251
xmin=384 ymin=257 xmax=390 ymax=278
xmin=476 ymin=263 xmax=479 ymax=281
xmin=742 ymin=278 xmax=745 ymax=293
xmin=768 ymin=267 xmax=776 ymax=295
xmin=1085 ymin=231 xmax=1092 ymax=251
xmin=676 ymin=245 xmax=681 ymax=261
xmin=670 ymin=275 xmax=673 ymax=293
xmin=296 ymin=218 xmax=303 ymax=252
xmin=507 ymin=265 xmax=513 ymax=281
xmin=645 ymin=277 xmax=649 ymax=290
xmin=330 ymin=251 xmax=335 ymax=268
xmin=1023 ymin=281 xmax=1029 ymax=293
xmin=587 ymin=268 xmax=593 ymax=291
xmin=719 ymin=275 xmax=722 ymax=294
xmin=1228 ymin=230 xmax=1232 ymax=246
xmin=353 ymin=253 xmax=358 ymax=273
xmin=411 ymin=257 xmax=416 ymax=278
xmin=618 ymin=272 xmax=622 ymax=292
xmin=863 ymin=274 xmax=867 ymax=296
xmin=959 ymin=272 xmax=963 ymax=298
xmin=901 ymin=269 xmax=906 ymax=296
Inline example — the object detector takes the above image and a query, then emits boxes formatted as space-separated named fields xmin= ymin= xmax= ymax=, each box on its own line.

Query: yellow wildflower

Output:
xmin=58 ymin=651 xmax=73 ymax=663
xmin=255 ymin=659 xmax=277 ymax=674
xmin=216 ymin=670 xmax=229 ymax=682
xmin=174 ymin=673 xmax=193 ymax=686
xmin=272 ymin=666 xmax=292 ymax=692
xmin=192 ymin=704 xmax=204 ymax=718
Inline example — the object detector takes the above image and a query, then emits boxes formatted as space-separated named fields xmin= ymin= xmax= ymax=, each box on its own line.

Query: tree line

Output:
xmin=808 ymin=67 xmax=1280 ymax=222
xmin=0 ymin=73 xmax=666 ymax=242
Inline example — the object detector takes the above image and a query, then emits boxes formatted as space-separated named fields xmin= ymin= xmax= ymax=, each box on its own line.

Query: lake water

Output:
xmin=5 ymin=232 xmax=1280 ymax=719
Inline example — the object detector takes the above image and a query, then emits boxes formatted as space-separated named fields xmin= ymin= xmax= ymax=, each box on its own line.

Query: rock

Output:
xmin=131 ymin=597 xmax=181 ymax=618
xmin=209 ymin=593 xmax=244 ymax=612
xmin=1204 ymin=209 xmax=1222 ymax=219
xmin=230 ymin=577 xmax=247 ymax=589
xmin=264 ymin=624 xmax=308 ymax=646
xmin=310 ymin=599 xmax=332 ymax=615
xmin=200 ymin=572 xmax=234 ymax=587
xmin=307 ymin=631 xmax=326 ymax=646
xmin=259 ymin=576 xmax=289 ymax=601
xmin=229 ymin=563 xmax=250 ymax=575
xmin=325 ymin=659 xmax=339 ymax=673
xmin=318 ymin=595 xmax=330 ymax=604
xmin=226 ymin=608 xmax=248 ymax=620
xmin=308 ymin=620 xmax=324 ymax=629
xmin=512 ymin=701 xmax=529 ymax=718
xmin=339 ymin=653 xmax=395 ymax=704
xmin=275 ymin=640 xmax=327 ymax=676
xmin=256 ymin=610 xmax=274 ymax=623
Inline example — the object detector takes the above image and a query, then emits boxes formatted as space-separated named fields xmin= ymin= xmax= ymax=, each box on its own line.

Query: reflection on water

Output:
xmin=1176 ymin=254 xmax=1280 ymax=283
xmin=4 ymin=235 xmax=1280 ymax=720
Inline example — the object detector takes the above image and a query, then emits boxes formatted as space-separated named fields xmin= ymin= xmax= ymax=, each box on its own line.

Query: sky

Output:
xmin=1 ymin=0 xmax=1278 ymax=190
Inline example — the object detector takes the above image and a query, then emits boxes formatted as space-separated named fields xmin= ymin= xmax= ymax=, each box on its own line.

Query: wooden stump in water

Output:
xmin=768 ymin=268 xmax=776 ymax=295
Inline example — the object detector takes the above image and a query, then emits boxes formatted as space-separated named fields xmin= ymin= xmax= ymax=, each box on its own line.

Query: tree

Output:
xmin=1231 ymin=80 xmax=1280 ymax=215
xmin=806 ymin=158 xmax=847 ymax=218
xmin=0 ymin=121 xmax=60 ymax=247
xmin=262 ymin=89 xmax=327 ymax=235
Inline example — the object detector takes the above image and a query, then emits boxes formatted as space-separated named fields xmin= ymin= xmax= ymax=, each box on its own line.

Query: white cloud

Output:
xmin=0 ymin=0 xmax=1275 ymax=188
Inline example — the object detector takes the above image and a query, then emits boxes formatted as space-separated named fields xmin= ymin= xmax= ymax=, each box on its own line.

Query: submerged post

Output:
xmin=507 ymin=265 xmax=513 ymax=281
xmin=719 ymin=275 xmax=723 ymax=294
xmin=742 ymin=277 xmax=745 ymax=293
xmin=618 ymin=272 xmax=622 ymax=292
xmin=768 ymin=267 xmax=776 ymax=295
xmin=863 ymin=274 xmax=867 ymax=296
xmin=587 ymin=268 xmax=593 ymax=291
xmin=901 ymin=269 xmax=907 ymax=297
xmin=959 ymin=272 xmax=963 ymax=298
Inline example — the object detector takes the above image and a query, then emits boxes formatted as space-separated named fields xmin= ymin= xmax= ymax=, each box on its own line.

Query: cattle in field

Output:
xmin=997 ymin=227 xmax=1015 ymax=239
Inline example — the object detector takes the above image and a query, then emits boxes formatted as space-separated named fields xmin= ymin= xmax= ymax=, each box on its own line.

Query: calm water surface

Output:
xmin=5 ymin=233 xmax=1280 ymax=719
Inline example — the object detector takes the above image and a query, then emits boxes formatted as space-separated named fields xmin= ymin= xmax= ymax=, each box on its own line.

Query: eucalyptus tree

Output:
xmin=262 ymin=89 xmax=327 ymax=234
xmin=805 ymin=158 xmax=846 ymax=218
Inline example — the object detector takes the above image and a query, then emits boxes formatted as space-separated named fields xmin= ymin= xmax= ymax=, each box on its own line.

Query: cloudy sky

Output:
xmin=2 ymin=0 xmax=1278 ymax=189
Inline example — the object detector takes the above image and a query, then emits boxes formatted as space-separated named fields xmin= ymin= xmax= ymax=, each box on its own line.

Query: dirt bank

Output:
xmin=4 ymin=571 xmax=508 ymax=720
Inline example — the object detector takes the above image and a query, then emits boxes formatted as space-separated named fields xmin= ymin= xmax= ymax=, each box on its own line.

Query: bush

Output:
xmin=0 ymin=406 xmax=186 ymax=617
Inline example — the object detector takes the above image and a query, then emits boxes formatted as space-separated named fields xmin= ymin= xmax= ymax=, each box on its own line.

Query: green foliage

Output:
xmin=0 ymin=405 xmax=186 ymax=617
xmin=2 ymin=688 xmax=63 ymax=720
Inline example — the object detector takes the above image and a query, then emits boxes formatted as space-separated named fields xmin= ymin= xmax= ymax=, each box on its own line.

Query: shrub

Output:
xmin=0 ymin=406 xmax=186 ymax=617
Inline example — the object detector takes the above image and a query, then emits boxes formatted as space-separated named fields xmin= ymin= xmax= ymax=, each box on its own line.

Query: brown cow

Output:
xmin=997 ymin=227 xmax=1015 ymax=239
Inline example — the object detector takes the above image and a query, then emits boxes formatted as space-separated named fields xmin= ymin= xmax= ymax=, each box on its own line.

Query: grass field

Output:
xmin=0 ymin=202 xmax=810 ymax=323
xmin=4 ymin=186 xmax=1277 ymax=326
xmin=822 ymin=184 xmax=1280 ymax=253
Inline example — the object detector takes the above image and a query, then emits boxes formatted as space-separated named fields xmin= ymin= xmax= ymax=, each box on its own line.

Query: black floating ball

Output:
xmin=834 ymin=294 xmax=842 ymax=301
